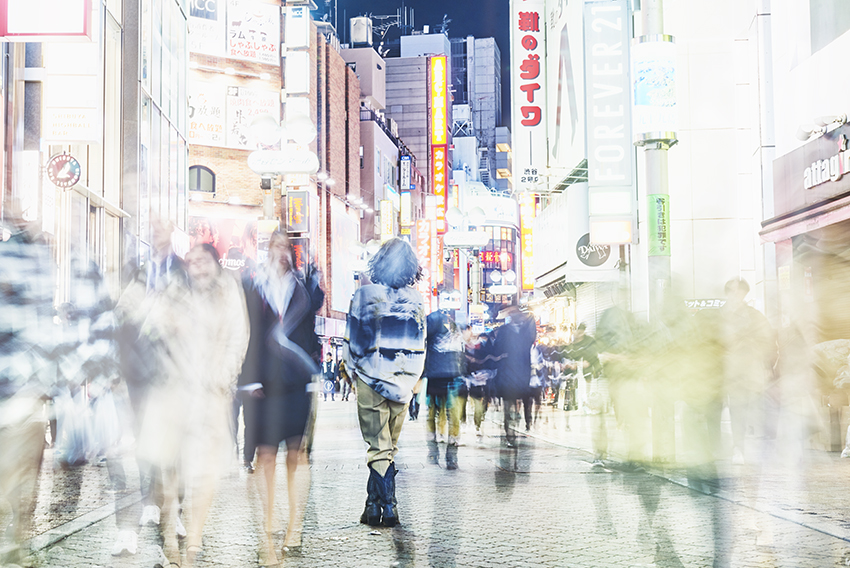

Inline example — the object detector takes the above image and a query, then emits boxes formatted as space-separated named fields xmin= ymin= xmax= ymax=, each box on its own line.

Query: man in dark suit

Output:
xmin=322 ymin=353 xmax=337 ymax=401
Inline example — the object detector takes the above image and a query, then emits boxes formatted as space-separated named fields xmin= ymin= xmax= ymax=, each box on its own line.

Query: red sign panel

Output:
xmin=432 ymin=145 xmax=447 ymax=233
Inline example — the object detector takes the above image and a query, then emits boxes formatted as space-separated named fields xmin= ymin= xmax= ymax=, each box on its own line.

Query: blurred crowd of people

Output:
xmin=0 ymin=212 xmax=324 ymax=567
xmin=0 ymin=214 xmax=829 ymax=567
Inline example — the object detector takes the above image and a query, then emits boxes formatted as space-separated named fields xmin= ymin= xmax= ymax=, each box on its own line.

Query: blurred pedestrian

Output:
xmin=493 ymin=305 xmax=537 ymax=445
xmin=423 ymin=309 xmax=465 ymax=469
xmin=0 ymin=207 xmax=55 ymax=564
xmin=464 ymin=328 xmax=497 ymax=443
xmin=719 ymin=278 xmax=776 ymax=465
xmin=338 ymin=359 xmax=353 ymax=402
xmin=132 ymin=218 xmax=193 ymax=565
xmin=182 ymin=243 xmax=249 ymax=565
xmin=239 ymin=230 xmax=323 ymax=564
xmin=344 ymin=238 xmax=426 ymax=527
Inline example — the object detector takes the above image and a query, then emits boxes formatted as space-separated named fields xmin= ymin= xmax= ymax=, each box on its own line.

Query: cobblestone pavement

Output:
xmin=6 ymin=401 xmax=850 ymax=567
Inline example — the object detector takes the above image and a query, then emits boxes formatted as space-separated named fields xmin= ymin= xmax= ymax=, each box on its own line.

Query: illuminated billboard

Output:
xmin=519 ymin=193 xmax=536 ymax=290
xmin=432 ymin=146 xmax=447 ymax=233
xmin=430 ymin=56 xmax=447 ymax=146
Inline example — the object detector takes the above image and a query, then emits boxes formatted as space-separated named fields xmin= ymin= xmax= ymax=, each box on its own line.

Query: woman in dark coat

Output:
xmin=239 ymin=231 xmax=323 ymax=565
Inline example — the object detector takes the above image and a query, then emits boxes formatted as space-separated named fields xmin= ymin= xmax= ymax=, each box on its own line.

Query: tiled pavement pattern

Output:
xmin=5 ymin=403 xmax=850 ymax=567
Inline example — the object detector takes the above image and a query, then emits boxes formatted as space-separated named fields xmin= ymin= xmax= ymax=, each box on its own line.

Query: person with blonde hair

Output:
xmin=344 ymin=238 xmax=426 ymax=527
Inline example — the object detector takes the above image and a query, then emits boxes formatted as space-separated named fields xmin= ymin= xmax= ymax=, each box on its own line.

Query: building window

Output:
xmin=189 ymin=165 xmax=215 ymax=193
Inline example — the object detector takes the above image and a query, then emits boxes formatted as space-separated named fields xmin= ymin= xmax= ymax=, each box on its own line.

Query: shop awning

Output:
xmin=760 ymin=191 xmax=850 ymax=243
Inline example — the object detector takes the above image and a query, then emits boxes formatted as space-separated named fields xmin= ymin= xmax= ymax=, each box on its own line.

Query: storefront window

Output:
xmin=151 ymin=105 xmax=161 ymax=224
xmin=178 ymin=136 xmax=187 ymax=230
xmin=104 ymin=14 xmax=122 ymax=205
xmin=161 ymin=0 xmax=172 ymax=119
xmin=152 ymin=0 xmax=162 ymax=107
xmin=140 ymin=96 xmax=151 ymax=243
xmin=142 ymin=0 xmax=151 ymax=94
xmin=170 ymin=124 xmax=179 ymax=227
xmin=161 ymin=118 xmax=170 ymax=220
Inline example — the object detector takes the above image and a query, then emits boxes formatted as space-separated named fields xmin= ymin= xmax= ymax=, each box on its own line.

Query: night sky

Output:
xmin=327 ymin=0 xmax=512 ymax=124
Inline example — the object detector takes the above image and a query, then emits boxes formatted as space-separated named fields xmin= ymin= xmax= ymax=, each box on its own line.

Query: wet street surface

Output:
xmin=5 ymin=402 xmax=850 ymax=567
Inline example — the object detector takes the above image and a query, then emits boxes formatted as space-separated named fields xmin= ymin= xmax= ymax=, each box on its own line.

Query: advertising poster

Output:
xmin=632 ymin=39 xmax=677 ymax=141
xmin=226 ymin=86 xmax=279 ymax=149
xmin=227 ymin=0 xmax=280 ymax=65
xmin=188 ymin=82 xmax=227 ymax=147
xmin=545 ymin=0 xmax=585 ymax=173
xmin=188 ymin=216 xmax=261 ymax=276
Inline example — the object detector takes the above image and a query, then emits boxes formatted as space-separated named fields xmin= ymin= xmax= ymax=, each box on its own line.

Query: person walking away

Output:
xmin=493 ymin=305 xmax=537 ymax=445
xmin=322 ymin=353 xmax=337 ymax=401
xmin=719 ymin=278 xmax=776 ymax=465
xmin=344 ymin=238 xmax=426 ymax=527
xmin=465 ymin=329 xmax=497 ymax=443
xmin=181 ymin=244 xmax=249 ymax=565
xmin=338 ymin=359 xmax=353 ymax=402
xmin=423 ymin=309 xmax=465 ymax=469
xmin=239 ymin=231 xmax=324 ymax=565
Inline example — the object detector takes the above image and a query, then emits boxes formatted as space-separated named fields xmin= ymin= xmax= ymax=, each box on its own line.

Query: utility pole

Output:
xmin=634 ymin=0 xmax=677 ymax=463
xmin=636 ymin=0 xmax=676 ymax=318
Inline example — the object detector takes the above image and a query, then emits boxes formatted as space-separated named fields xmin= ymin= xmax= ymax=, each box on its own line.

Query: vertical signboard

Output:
xmin=511 ymin=0 xmax=547 ymax=193
xmin=290 ymin=237 xmax=309 ymax=272
xmin=285 ymin=5 xmax=310 ymax=48
xmin=286 ymin=190 xmax=309 ymax=233
xmin=400 ymin=155 xmax=411 ymax=190
xmin=546 ymin=0 xmax=584 ymax=173
xmin=647 ymin=194 xmax=671 ymax=256
xmin=43 ymin=41 xmax=101 ymax=142
xmin=430 ymin=56 xmax=447 ymax=146
xmin=519 ymin=192 xmax=536 ymax=290
xmin=416 ymin=219 xmax=433 ymax=314
xmin=431 ymin=146 xmax=447 ymax=233
xmin=585 ymin=0 xmax=636 ymax=244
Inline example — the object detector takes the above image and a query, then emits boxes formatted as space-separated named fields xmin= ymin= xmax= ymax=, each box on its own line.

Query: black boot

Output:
xmin=427 ymin=438 xmax=439 ymax=465
xmin=446 ymin=443 xmax=458 ymax=470
xmin=379 ymin=463 xmax=399 ymax=527
xmin=359 ymin=465 xmax=382 ymax=526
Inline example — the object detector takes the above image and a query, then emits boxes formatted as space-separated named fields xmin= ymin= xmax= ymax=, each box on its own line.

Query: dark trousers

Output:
xmin=503 ymin=398 xmax=533 ymax=442
xmin=241 ymin=393 xmax=258 ymax=465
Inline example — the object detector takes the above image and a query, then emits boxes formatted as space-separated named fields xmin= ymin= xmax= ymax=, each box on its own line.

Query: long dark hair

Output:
xmin=367 ymin=238 xmax=422 ymax=289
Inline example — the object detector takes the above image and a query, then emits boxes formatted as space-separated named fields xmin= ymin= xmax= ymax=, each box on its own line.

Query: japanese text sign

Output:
xmin=511 ymin=0 xmax=547 ymax=193
xmin=430 ymin=56 xmax=447 ymax=146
